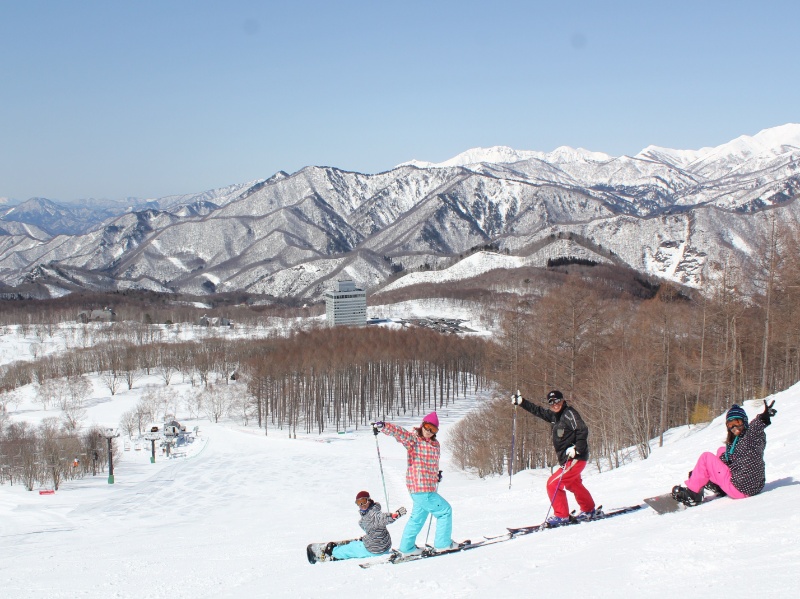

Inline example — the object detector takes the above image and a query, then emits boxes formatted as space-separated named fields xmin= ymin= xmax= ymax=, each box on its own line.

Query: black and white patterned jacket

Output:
xmin=720 ymin=416 xmax=769 ymax=497
xmin=359 ymin=501 xmax=397 ymax=554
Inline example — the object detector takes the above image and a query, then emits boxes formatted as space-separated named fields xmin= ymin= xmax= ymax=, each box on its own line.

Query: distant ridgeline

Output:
xmin=1 ymin=124 xmax=799 ymax=300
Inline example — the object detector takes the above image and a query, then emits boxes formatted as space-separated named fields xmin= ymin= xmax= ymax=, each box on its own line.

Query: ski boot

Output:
xmin=397 ymin=546 xmax=425 ymax=557
xmin=671 ymin=485 xmax=703 ymax=507
xmin=688 ymin=470 xmax=726 ymax=497
xmin=432 ymin=540 xmax=471 ymax=553
xmin=575 ymin=508 xmax=599 ymax=521
xmin=546 ymin=515 xmax=572 ymax=526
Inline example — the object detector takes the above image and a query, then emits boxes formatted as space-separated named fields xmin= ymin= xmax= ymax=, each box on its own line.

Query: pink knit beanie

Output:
xmin=422 ymin=412 xmax=439 ymax=428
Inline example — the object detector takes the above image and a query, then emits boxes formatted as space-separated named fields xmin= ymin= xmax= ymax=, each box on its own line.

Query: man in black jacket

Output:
xmin=512 ymin=390 xmax=597 ymax=524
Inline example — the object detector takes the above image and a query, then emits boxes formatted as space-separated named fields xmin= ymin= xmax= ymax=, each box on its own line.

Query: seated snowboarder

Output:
xmin=671 ymin=400 xmax=776 ymax=507
xmin=319 ymin=491 xmax=406 ymax=561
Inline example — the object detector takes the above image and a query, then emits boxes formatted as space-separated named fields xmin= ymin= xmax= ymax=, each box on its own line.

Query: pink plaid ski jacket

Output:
xmin=381 ymin=422 xmax=440 ymax=493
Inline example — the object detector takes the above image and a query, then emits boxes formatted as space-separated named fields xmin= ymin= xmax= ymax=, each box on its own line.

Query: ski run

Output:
xmin=1 ymin=339 xmax=799 ymax=598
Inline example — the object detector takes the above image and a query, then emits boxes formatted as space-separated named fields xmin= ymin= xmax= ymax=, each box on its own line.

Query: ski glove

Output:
xmin=437 ymin=470 xmax=443 ymax=482
xmin=372 ymin=422 xmax=385 ymax=435
xmin=511 ymin=393 xmax=524 ymax=406
xmin=565 ymin=445 xmax=577 ymax=459
xmin=759 ymin=400 xmax=777 ymax=425
xmin=392 ymin=507 xmax=407 ymax=519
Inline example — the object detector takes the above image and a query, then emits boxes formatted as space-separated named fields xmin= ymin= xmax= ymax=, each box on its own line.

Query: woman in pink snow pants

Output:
xmin=671 ymin=400 xmax=776 ymax=506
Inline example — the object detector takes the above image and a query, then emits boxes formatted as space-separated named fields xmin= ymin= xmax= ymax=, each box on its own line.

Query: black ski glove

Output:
xmin=437 ymin=470 xmax=443 ymax=483
xmin=759 ymin=400 xmax=777 ymax=425
xmin=372 ymin=421 xmax=385 ymax=435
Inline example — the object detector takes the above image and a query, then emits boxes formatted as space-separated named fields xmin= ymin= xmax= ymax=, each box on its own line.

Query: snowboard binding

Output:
xmin=671 ymin=485 xmax=703 ymax=507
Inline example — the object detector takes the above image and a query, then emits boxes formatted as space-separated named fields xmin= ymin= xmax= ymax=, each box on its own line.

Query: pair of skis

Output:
xmin=358 ymin=503 xmax=644 ymax=568
xmin=309 ymin=537 xmax=491 ymax=567
xmin=312 ymin=495 xmax=723 ymax=567
xmin=358 ymin=538 xmax=496 ymax=569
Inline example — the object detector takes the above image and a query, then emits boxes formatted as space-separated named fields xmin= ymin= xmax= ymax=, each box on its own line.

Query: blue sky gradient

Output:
xmin=1 ymin=0 xmax=798 ymax=201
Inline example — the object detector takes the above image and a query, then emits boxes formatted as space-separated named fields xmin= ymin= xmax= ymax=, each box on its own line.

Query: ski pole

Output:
xmin=509 ymin=390 xmax=519 ymax=489
xmin=542 ymin=459 xmax=572 ymax=524
xmin=424 ymin=476 xmax=441 ymax=546
xmin=372 ymin=423 xmax=390 ymax=508
xmin=424 ymin=513 xmax=433 ymax=546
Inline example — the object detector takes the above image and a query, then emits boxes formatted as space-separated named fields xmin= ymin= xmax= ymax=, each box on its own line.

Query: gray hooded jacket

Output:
xmin=359 ymin=501 xmax=396 ymax=554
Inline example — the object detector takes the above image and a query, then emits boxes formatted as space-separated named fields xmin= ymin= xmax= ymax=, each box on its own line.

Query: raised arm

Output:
xmin=511 ymin=392 xmax=555 ymax=424
xmin=373 ymin=421 xmax=416 ymax=450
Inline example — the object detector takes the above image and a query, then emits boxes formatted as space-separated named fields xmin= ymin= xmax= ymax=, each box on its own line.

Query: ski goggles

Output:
xmin=356 ymin=497 xmax=371 ymax=507
xmin=422 ymin=423 xmax=438 ymax=434
xmin=547 ymin=397 xmax=564 ymax=405
xmin=726 ymin=418 xmax=744 ymax=430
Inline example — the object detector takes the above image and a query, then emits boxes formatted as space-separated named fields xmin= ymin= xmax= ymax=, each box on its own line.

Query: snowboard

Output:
xmin=644 ymin=492 xmax=722 ymax=515
xmin=306 ymin=538 xmax=358 ymax=564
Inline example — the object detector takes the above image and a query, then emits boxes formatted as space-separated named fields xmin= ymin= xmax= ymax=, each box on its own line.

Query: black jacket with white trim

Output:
xmin=519 ymin=399 xmax=590 ymax=466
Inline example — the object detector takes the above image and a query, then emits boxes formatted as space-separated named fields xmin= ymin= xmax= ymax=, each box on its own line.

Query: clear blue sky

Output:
xmin=1 ymin=0 xmax=798 ymax=202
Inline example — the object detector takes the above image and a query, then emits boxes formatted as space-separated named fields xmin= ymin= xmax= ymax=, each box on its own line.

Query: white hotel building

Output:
xmin=324 ymin=279 xmax=367 ymax=326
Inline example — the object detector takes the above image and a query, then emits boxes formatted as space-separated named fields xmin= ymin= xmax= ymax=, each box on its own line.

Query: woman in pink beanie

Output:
xmin=373 ymin=412 xmax=457 ymax=555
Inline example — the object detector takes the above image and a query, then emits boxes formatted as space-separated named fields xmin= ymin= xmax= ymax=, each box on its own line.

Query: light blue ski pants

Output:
xmin=399 ymin=491 xmax=453 ymax=552
xmin=331 ymin=540 xmax=390 ymax=560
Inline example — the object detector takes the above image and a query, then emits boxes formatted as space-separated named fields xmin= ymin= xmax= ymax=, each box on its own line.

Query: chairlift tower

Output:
xmin=100 ymin=428 xmax=120 ymax=484
xmin=163 ymin=425 xmax=179 ymax=458
xmin=143 ymin=432 xmax=161 ymax=463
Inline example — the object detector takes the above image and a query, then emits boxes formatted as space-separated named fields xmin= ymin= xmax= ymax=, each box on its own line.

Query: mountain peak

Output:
xmin=399 ymin=145 xmax=612 ymax=169
xmin=637 ymin=123 xmax=800 ymax=166
xmin=748 ymin=122 xmax=800 ymax=152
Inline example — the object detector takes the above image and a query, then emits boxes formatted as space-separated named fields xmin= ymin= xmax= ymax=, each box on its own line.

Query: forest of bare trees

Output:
xmin=452 ymin=219 xmax=800 ymax=476
xmin=245 ymin=327 xmax=486 ymax=436
xmin=2 ymin=219 xmax=800 ymax=485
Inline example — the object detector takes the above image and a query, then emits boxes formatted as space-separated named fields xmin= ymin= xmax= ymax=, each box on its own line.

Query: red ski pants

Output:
xmin=546 ymin=460 xmax=595 ymax=518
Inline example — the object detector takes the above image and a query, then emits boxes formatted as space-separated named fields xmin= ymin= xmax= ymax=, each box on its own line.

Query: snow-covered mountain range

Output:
xmin=2 ymin=124 xmax=799 ymax=300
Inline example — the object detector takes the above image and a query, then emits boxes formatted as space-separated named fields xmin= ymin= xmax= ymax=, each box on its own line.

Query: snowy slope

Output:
xmin=1 ymin=329 xmax=798 ymax=598
xmin=379 ymin=251 xmax=529 ymax=292
xmin=377 ymin=246 xmax=612 ymax=294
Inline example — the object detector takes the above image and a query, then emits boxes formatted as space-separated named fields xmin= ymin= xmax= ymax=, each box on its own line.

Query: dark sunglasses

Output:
xmin=548 ymin=398 xmax=563 ymax=405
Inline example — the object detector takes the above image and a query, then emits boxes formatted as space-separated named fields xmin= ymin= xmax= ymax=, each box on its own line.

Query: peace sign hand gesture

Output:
xmin=759 ymin=400 xmax=777 ymax=425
